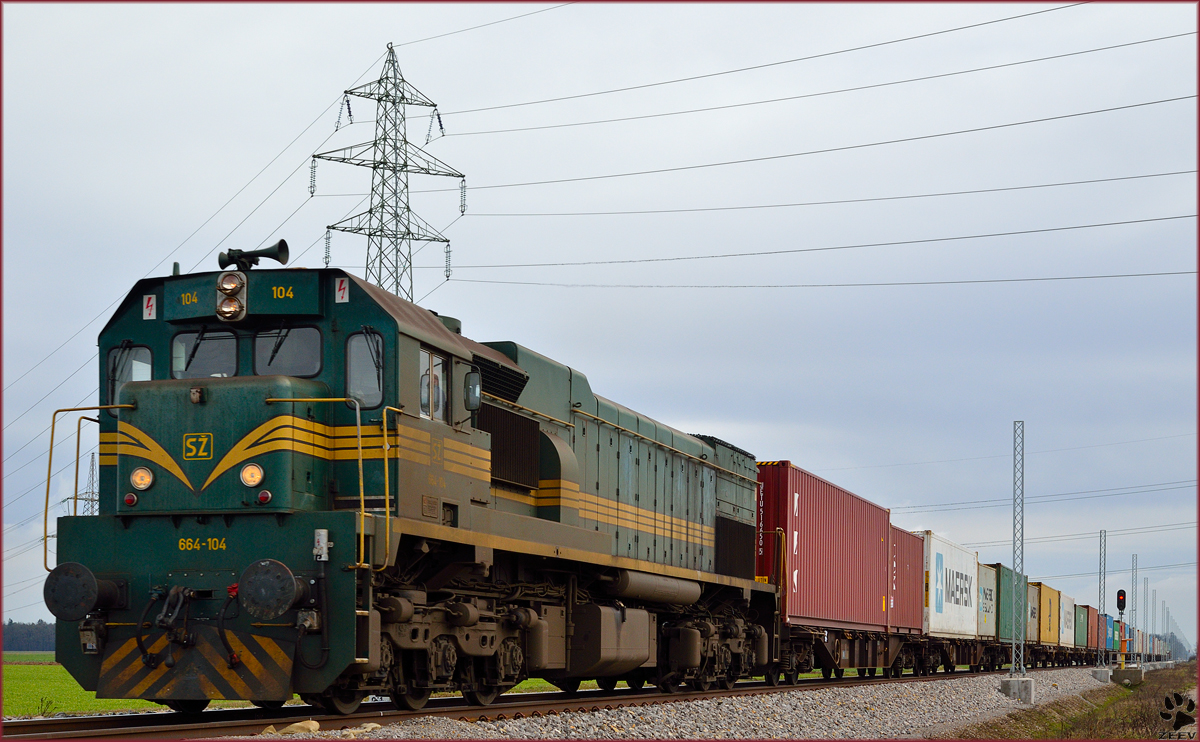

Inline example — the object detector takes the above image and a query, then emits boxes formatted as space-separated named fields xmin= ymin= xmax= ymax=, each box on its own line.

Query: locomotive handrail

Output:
xmin=571 ymin=409 xmax=758 ymax=486
xmin=376 ymin=406 xmax=407 ymax=572
xmin=44 ymin=405 xmax=135 ymax=572
xmin=265 ymin=397 xmax=370 ymax=569
xmin=482 ymin=392 xmax=574 ymax=428
xmin=73 ymin=416 xmax=99 ymax=515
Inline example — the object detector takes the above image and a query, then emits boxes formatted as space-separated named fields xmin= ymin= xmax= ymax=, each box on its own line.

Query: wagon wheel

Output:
xmin=325 ymin=688 xmax=365 ymax=715
xmin=785 ymin=668 xmax=799 ymax=685
xmin=625 ymin=676 xmax=646 ymax=691
xmin=463 ymin=684 xmax=504 ymax=706
xmin=763 ymin=667 xmax=782 ymax=686
xmin=165 ymin=699 xmax=210 ymax=714
xmin=551 ymin=678 xmax=581 ymax=695
xmin=251 ymin=700 xmax=285 ymax=709
xmin=392 ymin=684 xmax=432 ymax=711
xmin=821 ymin=666 xmax=832 ymax=680
xmin=867 ymin=667 xmax=877 ymax=678
xmin=689 ymin=678 xmax=713 ymax=692
xmin=300 ymin=693 xmax=326 ymax=711
xmin=833 ymin=667 xmax=845 ymax=679
xmin=597 ymin=677 xmax=619 ymax=692
xmin=716 ymin=674 xmax=735 ymax=690
xmin=657 ymin=677 xmax=684 ymax=693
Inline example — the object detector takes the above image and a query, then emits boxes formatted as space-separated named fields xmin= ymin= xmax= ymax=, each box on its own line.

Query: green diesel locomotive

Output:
xmin=43 ymin=244 xmax=773 ymax=713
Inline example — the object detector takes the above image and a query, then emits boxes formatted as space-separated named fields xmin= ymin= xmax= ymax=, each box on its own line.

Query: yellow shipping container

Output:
xmin=1030 ymin=582 xmax=1060 ymax=644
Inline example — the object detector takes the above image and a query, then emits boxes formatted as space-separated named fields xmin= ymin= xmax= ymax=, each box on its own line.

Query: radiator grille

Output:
xmin=715 ymin=516 xmax=756 ymax=580
xmin=473 ymin=354 xmax=528 ymax=403
xmin=476 ymin=403 xmax=539 ymax=489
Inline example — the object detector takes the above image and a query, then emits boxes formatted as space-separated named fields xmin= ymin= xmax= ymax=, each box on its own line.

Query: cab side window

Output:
xmin=346 ymin=332 xmax=384 ymax=409
xmin=419 ymin=349 xmax=448 ymax=423
xmin=107 ymin=344 xmax=152 ymax=414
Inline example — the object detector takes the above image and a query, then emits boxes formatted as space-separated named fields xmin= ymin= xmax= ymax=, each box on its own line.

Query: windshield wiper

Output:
xmin=184 ymin=327 xmax=208 ymax=372
xmin=267 ymin=323 xmax=291 ymax=366
xmin=108 ymin=339 xmax=132 ymax=401
xmin=361 ymin=325 xmax=383 ymax=388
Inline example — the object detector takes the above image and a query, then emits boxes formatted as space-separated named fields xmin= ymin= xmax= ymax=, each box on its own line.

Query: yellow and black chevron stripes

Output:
xmin=97 ymin=626 xmax=293 ymax=701
xmin=100 ymin=417 xmax=491 ymax=491
xmin=99 ymin=423 xmax=194 ymax=491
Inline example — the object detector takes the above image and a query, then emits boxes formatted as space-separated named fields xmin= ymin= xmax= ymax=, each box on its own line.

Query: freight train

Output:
xmin=41 ymin=245 xmax=1164 ymax=714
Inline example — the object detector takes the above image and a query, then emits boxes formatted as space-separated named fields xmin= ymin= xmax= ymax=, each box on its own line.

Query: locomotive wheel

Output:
xmin=251 ymin=700 xmax=285 ymax=709
xmin=165 ymin=700 xmax=210 ymax=714
xmin=325 ymin=689 xmax=365 ymax=715
xmin=551 ymin=678 xmax=581 ymax=695
xmin=300 ymin=693 xmax=326 ymax=711
xmin=463 ymin=685 xmax=503 ymax=706
xmin=596 ymin=677 xmax=619 ymax=692
xmin=392 ymin=686 xmax=432 ymax=711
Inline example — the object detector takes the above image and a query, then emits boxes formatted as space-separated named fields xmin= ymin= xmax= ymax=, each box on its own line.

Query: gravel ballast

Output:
xmin=259 ymin=667 xmax=1107 ymax=739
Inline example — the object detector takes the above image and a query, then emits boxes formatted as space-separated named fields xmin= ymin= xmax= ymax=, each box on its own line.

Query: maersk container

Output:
xmin=1059 ymin=593 xmax=1076 ymax=647
xmin=990 ymin=563 xmax=1026 ymax=643
xmin=977 ymin=564 xmax=997 ymax=639
xmin=1086 ymin=605 xmax=1099 ymax=649
xmin=889 ymin=525 xmax=923 ymax=633
xmin=922 ymin=531 xmax=979 ymax=638
xmin=1026 ymin=584 xmax=1040 ymax=643
xmin=1074 ymin=605 xmax=1087 ymax=647
xmin=1030 ymin=582 xmax=1060 ymax=644
xmin=757 ymin=462 xmax=890 ymax=632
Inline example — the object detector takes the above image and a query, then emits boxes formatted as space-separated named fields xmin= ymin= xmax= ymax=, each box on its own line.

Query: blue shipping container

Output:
xmin=1105 ymin=615 xmax=1115 ymax=649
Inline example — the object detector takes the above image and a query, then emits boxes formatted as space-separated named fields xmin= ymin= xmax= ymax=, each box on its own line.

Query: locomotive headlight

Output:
xmin=216 ymin=296 xmax=243 ymax=319
xmin=130 ymin=467 xmax=154 ymax=491
xmin=240 ymin=463 xmax=264 ymax=487
xmin=217 ymin=271 xmax=244 ymax=295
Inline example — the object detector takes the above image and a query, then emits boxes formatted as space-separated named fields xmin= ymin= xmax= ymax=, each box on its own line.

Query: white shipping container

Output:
xmin=1026 ymin=584 xmax=1040 ymax=643
xmin=1059 ymin=594 xmax=1075 ymax=647
xmin=922 ymin=531 xmax=979 ymax=638
xmin=977 ymin=564 xmax=997 ymax=640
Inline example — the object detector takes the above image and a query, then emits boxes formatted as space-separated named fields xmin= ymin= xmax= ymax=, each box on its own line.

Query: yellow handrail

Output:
xmin=45 ymin=405 xmax=135 ymax=572
xmin=482 ymin=392 xmax=574 ymax=428
xmin=377 ymin=406 xmax=406 ymax=572
xmin=265 ymin=397 xmax=368 ymax=569
xmin=73 ymin=416 xmax=99 ymax=516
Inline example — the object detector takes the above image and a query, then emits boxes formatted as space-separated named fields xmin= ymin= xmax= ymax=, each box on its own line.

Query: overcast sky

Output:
xmin=4 ymin=3 xmax=1196 ymax=647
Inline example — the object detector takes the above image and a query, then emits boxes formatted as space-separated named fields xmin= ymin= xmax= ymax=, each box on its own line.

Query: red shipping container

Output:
xmin=889 ymin=526 xmax=923 ymax=633
xmin=756 ymin=462 xmax=890 ymax=632
xmin=1086 ymin=605 xmax=1099 ymax=649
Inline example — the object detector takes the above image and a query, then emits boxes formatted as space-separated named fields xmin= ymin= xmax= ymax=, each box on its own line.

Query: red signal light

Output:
xmin=257 ymin=490 xmax=272 ymax=505
xmin=124 ymin=493 xmax=138 ymax=507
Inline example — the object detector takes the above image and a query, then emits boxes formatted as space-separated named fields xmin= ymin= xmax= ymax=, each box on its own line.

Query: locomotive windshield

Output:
xmin=171 ymin=330 xmax=236 ymax=378
xmin=254 ymin=326 xmax=321 ymax=377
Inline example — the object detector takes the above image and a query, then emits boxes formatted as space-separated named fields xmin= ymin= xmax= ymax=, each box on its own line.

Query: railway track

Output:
xmin=2 ymin=665 xmax=1076 ymax=740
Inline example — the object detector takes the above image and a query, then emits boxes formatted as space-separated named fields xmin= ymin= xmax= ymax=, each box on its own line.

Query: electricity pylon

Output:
xmin=314 ymin=43 xmax=465 ymax=301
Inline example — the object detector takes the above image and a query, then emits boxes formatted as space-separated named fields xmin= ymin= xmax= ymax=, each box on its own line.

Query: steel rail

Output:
xmin=1 ymin=664 xmax=1080 ymax=740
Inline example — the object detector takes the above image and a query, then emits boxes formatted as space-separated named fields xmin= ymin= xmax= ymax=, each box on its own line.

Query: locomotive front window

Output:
xmin=171 ymin=330 xmax=237 ymax=379
xmin=346 ymin=332 xmax=383 ymax=409
xmin=254 ymin=327 xmax=321 ymax=377
xmin=106 ymin=344 xmax=152 ymax=414
xmin=420 ymin=349 xmax=448 ymax=423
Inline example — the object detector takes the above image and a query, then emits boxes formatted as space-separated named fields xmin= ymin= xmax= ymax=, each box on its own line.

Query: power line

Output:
xmin=462 ymin=170 xmax=1198 ymax=217
xmin=3 ymin=445 xmax=100 ymax=514
xmin=445 ymin=214 xmax=1197 ymax=270
xmin=816 ymin=432 xmax=1198 ymax=472
xmin=394 ymin=3 xmax=574 ymax=48
xmin=1033 ymin=561 xmax=1196 ymax=581
xmin=447 ymin=32 xmax=1196 ymax=137
xmin=964 ymin=521 xmax=1197 ymax=548
xmin=451 ymin=271 xmax=1195 ymax=291
xmin=441 ymin=3 xmax=1088 ymax=116
xmin=893 ymin=479 xmax=1196 ymax=512
xmin=418 ymin=96 xmax=1196 ymax=194
xmin=893 ymin=483 xmax=1196 ymax=515
xmin=2 ymin=354 xmax=95 ymax=432
xmin=3 ymin=388 xmax=96 ymax=467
